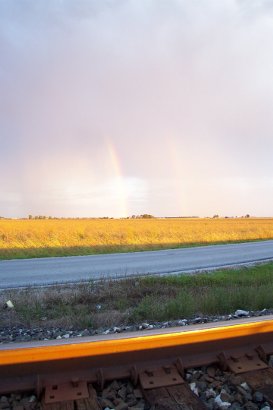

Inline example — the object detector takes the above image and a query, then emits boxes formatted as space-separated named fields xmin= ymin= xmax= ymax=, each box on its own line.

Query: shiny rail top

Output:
xmin=1 ymin=316 xmax=273 ymax=366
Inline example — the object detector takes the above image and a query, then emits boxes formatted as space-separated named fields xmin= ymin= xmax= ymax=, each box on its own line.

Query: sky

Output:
xmin=1 ymin=0 xmax=273 ymax=218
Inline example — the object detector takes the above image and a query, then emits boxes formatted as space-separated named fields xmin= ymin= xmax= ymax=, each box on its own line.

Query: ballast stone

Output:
xmin=253 ymin=391 xmax=263 ymax=403
xmin=215 ymin=394 xmax=231 ymax=408
xmin=234 ymin=309 xmax=249 ymax=317
xmin=4 ymin=300 xmax=14 ymax=309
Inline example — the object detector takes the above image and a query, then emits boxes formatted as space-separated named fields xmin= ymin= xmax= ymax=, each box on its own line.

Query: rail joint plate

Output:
xmin=44 ymin=380 xmax=89 ymax=404
xmin=139 ymin=365 xmax=184 ymax=390
xmin=219 ymin=351 xmax=268 ymax=374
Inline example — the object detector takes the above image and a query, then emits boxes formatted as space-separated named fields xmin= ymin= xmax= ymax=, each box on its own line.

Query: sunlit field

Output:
xmin=0 ymin=218 xmax=273 ymax=260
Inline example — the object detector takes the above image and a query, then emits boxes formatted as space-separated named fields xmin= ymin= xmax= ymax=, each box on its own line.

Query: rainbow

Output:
xmin=106 ymin=140 xmax=129 ymax=218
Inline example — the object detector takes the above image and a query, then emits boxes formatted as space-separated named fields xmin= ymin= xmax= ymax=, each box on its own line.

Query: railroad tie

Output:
xmin=42 ymin=384 xmax=100 ymax=410
xmin=139 ymin=366 xmax=207 ymax=410
xmin=219 ymin=349 xmax=273 ymax=406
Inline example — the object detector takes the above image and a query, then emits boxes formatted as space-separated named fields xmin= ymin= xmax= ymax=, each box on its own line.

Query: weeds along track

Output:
xmin=1 ymin=317 xmax=273 ymax=408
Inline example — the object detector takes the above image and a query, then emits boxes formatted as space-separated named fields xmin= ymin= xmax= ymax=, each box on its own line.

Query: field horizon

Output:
xmin=1 ymin=217 xmax=273 ymax=260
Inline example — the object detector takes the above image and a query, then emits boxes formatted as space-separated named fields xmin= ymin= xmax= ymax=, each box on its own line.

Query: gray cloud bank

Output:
xmin=1 ymin=0 xmax=273 ymax=217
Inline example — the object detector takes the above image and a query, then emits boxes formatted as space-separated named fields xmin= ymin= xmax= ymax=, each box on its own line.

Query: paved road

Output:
xmin=1 ymin=240 xmax=273 ymax=289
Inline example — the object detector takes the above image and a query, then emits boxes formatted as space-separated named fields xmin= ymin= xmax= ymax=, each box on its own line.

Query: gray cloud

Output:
xmin=1 ymin=0 xmax=273 ymax=217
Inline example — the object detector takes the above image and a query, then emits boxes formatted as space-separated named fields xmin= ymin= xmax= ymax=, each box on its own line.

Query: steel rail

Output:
xmin=1 ymin=316 xmax=273 ymax=366
xmin=1 ymin=316 xmax=273 ymax=394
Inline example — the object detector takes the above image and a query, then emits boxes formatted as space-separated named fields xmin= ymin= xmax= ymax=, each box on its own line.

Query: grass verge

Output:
xmin=1 ymin=263 xmax=273 ymax=330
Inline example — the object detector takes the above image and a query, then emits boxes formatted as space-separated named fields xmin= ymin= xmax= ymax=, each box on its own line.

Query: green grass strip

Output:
xmin=1 ymin=263 xmax=273 ymax=329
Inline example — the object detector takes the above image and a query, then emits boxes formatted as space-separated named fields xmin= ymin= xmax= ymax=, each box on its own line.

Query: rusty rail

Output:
xmin=1 ymin=316 xmax=273 ymax=406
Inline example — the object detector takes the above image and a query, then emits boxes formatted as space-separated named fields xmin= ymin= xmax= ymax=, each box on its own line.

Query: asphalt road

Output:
xmin=1 ymin=240 xmax=273 ymax=289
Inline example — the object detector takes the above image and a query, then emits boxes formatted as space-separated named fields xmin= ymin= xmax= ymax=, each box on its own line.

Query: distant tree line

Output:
xmin=165 ymin=216 xmax=199 ymax=218
xmin=22 ymin=214 xmax=250 ymax=220
xmin=28 ymin=215 xmax=51 ymax=219
xmin=129 ymin=214 xmax=155 ymax=219
xmin=213 ymin=214 xmax=250 ymax=219
xmin=28 ymin=215 xmax=115 ymax=220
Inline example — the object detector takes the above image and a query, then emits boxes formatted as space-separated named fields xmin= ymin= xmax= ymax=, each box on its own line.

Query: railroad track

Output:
xmin=1 ymin=316 xmax=273 ymax=409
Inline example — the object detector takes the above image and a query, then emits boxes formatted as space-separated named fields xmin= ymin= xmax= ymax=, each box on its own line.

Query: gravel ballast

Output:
xmin=0 ymin=308 xmax=272 ymax=344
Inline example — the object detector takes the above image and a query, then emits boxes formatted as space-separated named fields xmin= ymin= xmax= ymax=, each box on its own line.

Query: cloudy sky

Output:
xmin=1 ymin=0 xmax=273 ymax=218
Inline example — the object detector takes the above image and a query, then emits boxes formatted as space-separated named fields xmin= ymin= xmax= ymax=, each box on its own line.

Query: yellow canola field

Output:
xmin=0 ymin=218 xmax=273 ymax=259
